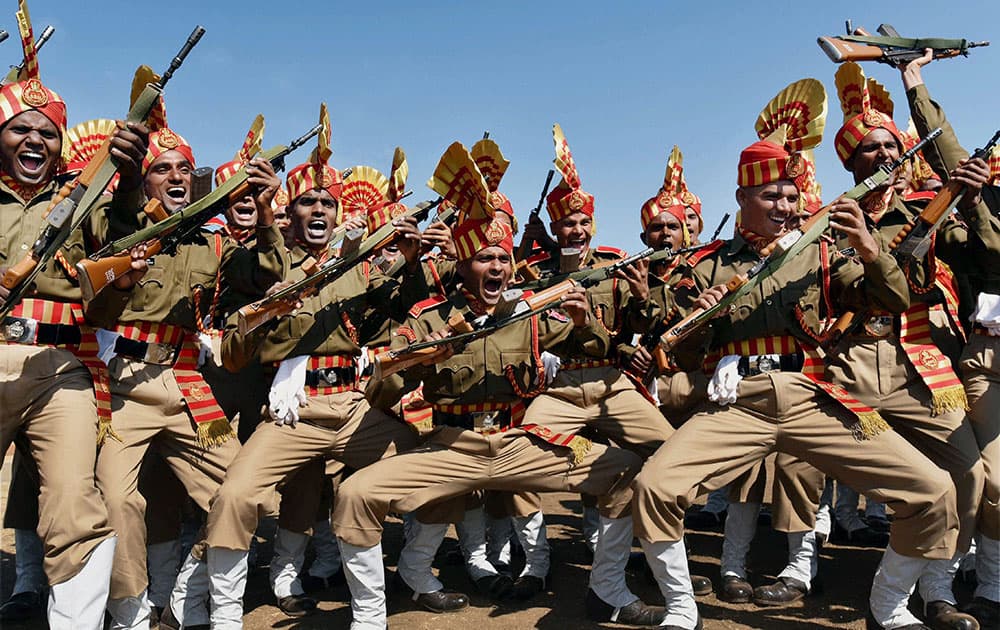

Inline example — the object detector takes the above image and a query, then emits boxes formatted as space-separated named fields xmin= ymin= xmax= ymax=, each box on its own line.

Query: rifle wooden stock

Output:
xmin=374 ymin=314 xmax=474 ymax=380
xmin=889 ymin=180 xmax=963 ymax=251
xmin=515 ymin=259 xmax=540 ymax=281
xmin=652 ymin=347 xmax=671 ymax=373
xmin=143 ymin=198 xmax=169 ymax=223
xmin=523 ymin=279 xmax=574 ymax=311
xmin=818 ymin=36 xmax=890 ymax=63
xmin=236 ymin=256 xmax=322 ymax=335
xmin=76 ymin=238 xmax=164 ymax=301
xmin=660 ymin=274 xmax=748 ymax=352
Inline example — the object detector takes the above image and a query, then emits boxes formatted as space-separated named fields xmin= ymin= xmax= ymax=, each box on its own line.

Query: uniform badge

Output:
xmin=485 ymin=219 xmax=506 ymax=245
xmin=917 ymin=349 xmax=940 ymax=370
xmin=827 ymin=384 xmax=849 ymax=399
xmin=656 ymin=191 xmax=672 ymax=207
xmin=156 ymin=129 xmax=179 ymax=150
xmin=390 ymin=203 xmax=406 ymax=218
xmin=320 ymin=168 xmax=336 ymax=189
xmin=21 ymin=79 xmax=49 ymax=108
xmin=568 ymin=190 xmax=586 ymax=211
xmin=863 ymin=109 xmax=885 ymax=128
xmin=187 ymin=384 xmax=207 ymax=401
xmin=274 ymin=189 xmax=289 ymax=206
xmin=394 ymin=326 xmax=417 ymax=342
xmin=490 ymin=191 xmax=504 ymax=208
xmin=681 ymin=191 xmax=697 ymax=206
xmin=546 ymin=310 xmax=569 ymax=323
xmin=784 ymin=153 xmax=804 ymax=178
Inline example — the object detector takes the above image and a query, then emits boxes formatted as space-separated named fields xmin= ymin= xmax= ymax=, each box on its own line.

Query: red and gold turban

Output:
xmin=833 ymin=62 xmax=904 ymax=167
xmin=427 ymin=141 xmax=511 ymax=260
xmin=126 ymin=65 xmax=196 ymax=173
xmin=0 ymin=2 xmax=66 ymax=137
xmin=367 ymin=146 xmax=409 ymax=233
xmin=339 ymin=164 xmax=388 ymax=227
xmin=546 ymin=124 xmax=595 ymax=222
xmin=471 ymin=137 xmax=516 ymax=224
xmin=215 ymin=114 xmax=264 ymax=186
xmin=286 ymin=103 xmax=343 ymax=202
xmin=641 ymin=145 xmax=701 ymax=232
xmin=738 ymin=78 xmax=826 ymax=190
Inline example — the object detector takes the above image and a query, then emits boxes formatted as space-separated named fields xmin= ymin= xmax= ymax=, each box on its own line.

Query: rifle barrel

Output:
xmin=288 ymin=124 xmax=322 ymax=153
xmin=35 ymin=25 xmax=54 ymax=51
xmin=159 ymin=25 xmax=205 ymax=87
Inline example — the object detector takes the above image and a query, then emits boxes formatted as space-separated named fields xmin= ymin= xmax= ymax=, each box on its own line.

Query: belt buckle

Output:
xmin=143 ymin=342 xmax=175 ymax=365
xmin=864 ymin=315 xmax=893 ymax=337
xmin=472 ymin=411 xmax=500 ymax=434
xmin=1 ymin=317 xmax=38 ymax=344
xmin=317 ymin=368 xmax=339 ymax=387
xmin=750 ymin=354 xmax=780 ymax=374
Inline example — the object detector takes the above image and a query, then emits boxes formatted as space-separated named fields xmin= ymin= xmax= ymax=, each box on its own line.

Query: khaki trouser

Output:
xmin=334 ymin=426 xmax=642 ymax=547
xmin=97 ymin=356 xmax=242 ymax=599
xmin=961 ymin=331 xmax=1000 ymax=539
xmin=523 ymin=367 xmax=674 ymax=459
xmin=829 ymin=336 xmax=985 ymax=552
xmin=0 ymin=344 xmax=115 ymax=584
xmin=727 ymin=453 xmax=825 ymax=533
xmin=632 ymin=372 xmax=958 ymax=560
xmin=205 ymin=390 xmax=417 ymax=551
xmin=140 ymin=449 xmax=190 ymax=545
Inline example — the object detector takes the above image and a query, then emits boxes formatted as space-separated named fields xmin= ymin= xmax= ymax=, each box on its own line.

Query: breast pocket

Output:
xmin=499 ymin=350 xmax=535 ymax=391
xmin=436 ymin=352 xmax=479 ymax=393
xmin=132 ymin=266 xmax=166 ymax=312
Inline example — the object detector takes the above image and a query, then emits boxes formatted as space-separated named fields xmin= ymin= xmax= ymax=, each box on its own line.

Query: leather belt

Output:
xmin=114 ymin=336 xmax=178 ymax=365
xmin=305 ymin=366 xmax=357 ymax=388
xmin=737 ymin=352 xmax=803 ymax=377
xmin=434 ymin=408 xmax=513 ymax=434
xmin=1 ymin=316 xmax=81 ymax=346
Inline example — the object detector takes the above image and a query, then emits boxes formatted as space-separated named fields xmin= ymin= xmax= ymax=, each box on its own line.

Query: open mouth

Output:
xmin=567 ymin=238 xmax=587 ymax=249
xmin=766 ymin=212 xmax=789 ymax=227
xmin=306 ymin=218 xmax=327 ymax=239
xmin=482 ymin=277 xmax=503 ymax=300
xmin=17 ymin=151 xmax=45 ymax=175
xmin=166 ymin=186 xmax=187 ymax=203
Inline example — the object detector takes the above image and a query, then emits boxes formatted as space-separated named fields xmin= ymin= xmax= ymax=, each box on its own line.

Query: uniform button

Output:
xmin=21 ymin=243 xmax=28 ymax=250
xmin=765 ymin=299 xmax=773 ymax=305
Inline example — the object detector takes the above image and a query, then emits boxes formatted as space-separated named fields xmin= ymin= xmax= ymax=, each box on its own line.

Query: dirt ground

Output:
xmin=0 ymin=461 xmax=975 ymax=629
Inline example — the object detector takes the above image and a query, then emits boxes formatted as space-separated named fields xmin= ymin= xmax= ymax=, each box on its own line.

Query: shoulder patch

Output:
xmin=903 ymin=190 xmax=936 ymax=203
xmin=684 ymin=239 xmax=725 ymax=266
xmin=408 ymin=294 xmax=447 ymax=317
xmin=545 ymin=310 xmax=569 ymax=323
xmin=525 ymin=250 xmax=552 ymax=265
xmin=394 ymin=326 xmax=417 ymax=342
xmin=595 ymin=245 xmax=627 ymax=260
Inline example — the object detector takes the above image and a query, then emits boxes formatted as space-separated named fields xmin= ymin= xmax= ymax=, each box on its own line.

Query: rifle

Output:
xmin=0 ymin=26 xmax=206 ymax=318
xmin=517 ymin=242 xmax=711 ymax=293
xmin=374 ymin=284 xmax=577 ymax=381
xmin=0 ymin=30 xmax=8 ymax=46
xmin=378 ymin=197 xmax=459 ymax=278
xmin=75 ymin=123 xmax=322 ymax=300
xmin=658 ymin=128 xmax=942 ymax=353
xmin=2 ymin=24 xmax=52 ymax=85
xmin=514 ymin=169 xmax=555 ymax=267
xmin=892 ymin=129 xmax=1000 ymax=259
xmin=819 ymin=21 xmax=988 ymax=65
xmin=822 ymin=129 xmax=1000 ymax=347
xmin=705 ymin=212 xmax=730 ymax=243
xmin=236 ymin=198 xmax=444 ymax=335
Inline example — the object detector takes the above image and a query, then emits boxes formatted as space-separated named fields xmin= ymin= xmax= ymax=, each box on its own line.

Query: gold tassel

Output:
xmin=96 ymin=420 xmax=122 ymax=446
xmin=855 ymin=410 xmax=890 ymax=439
xmin=931 ymin=386 xmax=969 ymax=416
xmin=567 ymin=436 xmax=593 ymax=466
xmin=197 ymin=419 xmax=235 ymax=449
xmin=409 ymin=417 xmax=435 ymax=437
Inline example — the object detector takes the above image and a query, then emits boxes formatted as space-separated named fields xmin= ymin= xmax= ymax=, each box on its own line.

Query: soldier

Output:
xmin=822 ymin=61 xmax=987 ymax=630
xmin=631 ymin=77 xmax=964 ymax=630
xmin=203 ymin=105 xmax=425 ymax=628
xmin=333 ymin=140 xmax=644 ymax=630
xmin=517 ymin=125 xmax=712 ymax=622
xmin=0 ymin=7 xmax=117 ymax=627
xmin=89 ymin=92 xmax=285 ymax=628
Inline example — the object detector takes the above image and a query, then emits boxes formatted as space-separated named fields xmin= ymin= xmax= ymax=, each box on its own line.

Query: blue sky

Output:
xmin=25 ymin=0 xmax=1000 ymax=252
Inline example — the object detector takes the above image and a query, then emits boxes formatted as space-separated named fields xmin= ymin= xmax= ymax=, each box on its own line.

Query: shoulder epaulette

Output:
xmin=594 ymin=245 xmax=627 ymax=259
xmin=525 ymin=250 xmax=552 ymax=266
xmin=904 ymin=190 xmax=936 ymax=203
xmin=408 ymin=294 xmax=448 ymax=317
xmin=684 ymin=239 xmax=725 ymax=266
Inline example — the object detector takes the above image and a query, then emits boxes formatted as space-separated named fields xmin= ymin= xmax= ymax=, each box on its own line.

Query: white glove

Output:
xmin=357 ymin=345 xmax=371 ymax=376
xmin=973 ymin=293 xmax=1000 ymax=333
xmin=268 ymin=355 xmax=309 ymax=427
xmin=197 ymin=332 xmax=215 ymax=368
xmin=540 ymin=351 xmax=561 ymax=385
xmin=95 ymin=329 xmax=121 ymax=366
xmin=707 ymin=355 xmax=741 ymax=406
